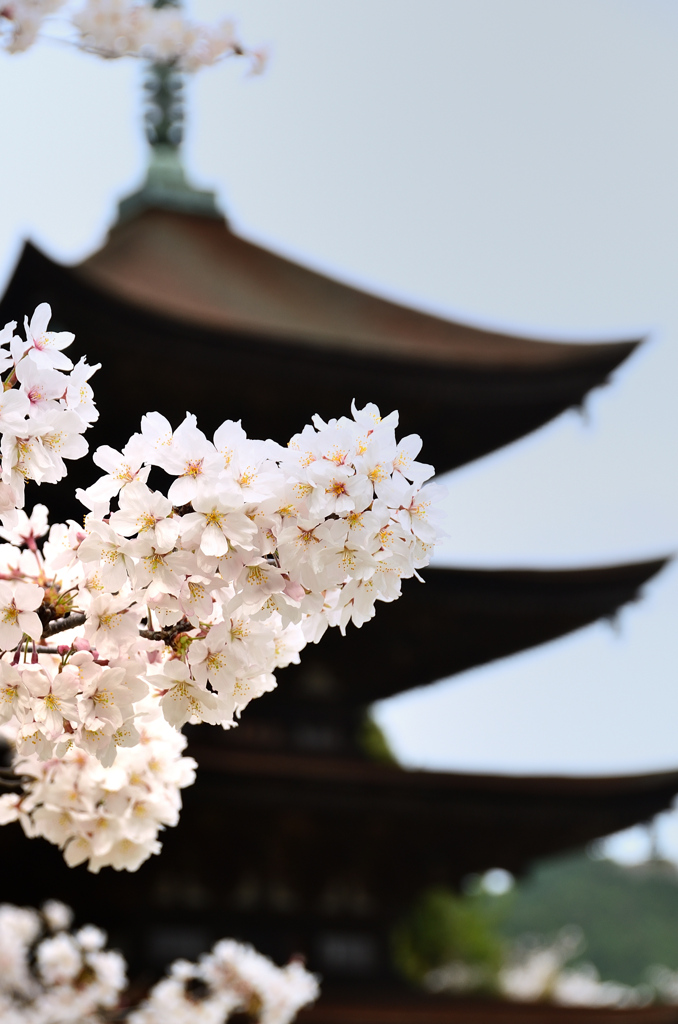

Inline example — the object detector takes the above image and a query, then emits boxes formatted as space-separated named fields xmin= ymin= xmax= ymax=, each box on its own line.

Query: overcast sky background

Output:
xmin=1 ymin=1 xmax=677 ymax=859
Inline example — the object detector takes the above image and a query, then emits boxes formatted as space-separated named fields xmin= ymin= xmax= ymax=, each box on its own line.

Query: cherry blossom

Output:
xmin=0 ymin=580 xmax=43 ymax=647
xmin=1 ymin=0 xmax=265 ymax=72
xmin=20 ymin=302 xmax=74 ymax=371
xmin=0 ymin=898 xmax=317 ymax=1022
xmin=0 ymin=302 xmax=444 ymax=873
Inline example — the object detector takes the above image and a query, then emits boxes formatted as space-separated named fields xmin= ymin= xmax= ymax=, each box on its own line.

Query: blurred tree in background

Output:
xmin=392 ymin=886 xmax=503 ymax=989
xmin=393 ymin=848 xmax=678 ymax=991
xmin=496 ymin=850 xmax=678 ymax=986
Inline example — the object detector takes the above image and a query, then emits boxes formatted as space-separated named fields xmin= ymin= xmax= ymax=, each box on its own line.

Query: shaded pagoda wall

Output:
xmin=3 ymin=748 xmax=678 ymax=986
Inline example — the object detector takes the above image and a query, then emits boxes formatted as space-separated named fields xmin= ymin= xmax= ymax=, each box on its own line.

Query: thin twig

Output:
xmin=139 ymin=619 xmax=192 ymax=642
xmin=38 ymin=611 xmax=191 ymax=647
xmin=0 ymin=767 xmax=28 ymax=790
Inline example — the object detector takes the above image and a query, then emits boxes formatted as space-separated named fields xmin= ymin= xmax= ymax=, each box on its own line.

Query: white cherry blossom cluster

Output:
xmin=0 ymin=0 xmax=264 ymax=71
xmin=497 ymin=929 xmax=648 ymax=1009
xmin=0 ymin=899 xmax=126 ymax=1023
xmin=0 ymin=303 xmax=443 ymax=871
xmin=0 ymin=899 xmax=318 ymax=1023
xmin=129 ymin=938 xmax=319 ymax=1024
xmin=425 ymin=927 xmax=649 ymax=1009
xmin=73 ymin=0 xmax=264 ymax=72
xmin=0 ymin=303 xmax=98 ymax=523
xmin=0 ymin=708 xmax=197 ymax=872
xmin=0 ymin=0 xmax=63 ymax=52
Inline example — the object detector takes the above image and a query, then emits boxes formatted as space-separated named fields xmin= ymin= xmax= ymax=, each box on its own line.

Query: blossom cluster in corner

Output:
xmin=0 ymin=898 xmax=318 ymax=1023
xmin=0 ymin=899 xmax=126 ymax=1024
xmin=0 ymin=0 xmax=265 ymax=70
xmin=129 ymin=937 xmax=319 ymax=1024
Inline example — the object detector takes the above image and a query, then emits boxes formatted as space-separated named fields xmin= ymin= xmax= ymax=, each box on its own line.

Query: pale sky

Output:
xmin=2 ymin=1 xmax=678 ymax=853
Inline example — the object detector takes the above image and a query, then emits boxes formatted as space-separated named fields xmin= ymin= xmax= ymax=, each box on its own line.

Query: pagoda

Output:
xmin=0 ymin=67 xmax=673 ymax=1022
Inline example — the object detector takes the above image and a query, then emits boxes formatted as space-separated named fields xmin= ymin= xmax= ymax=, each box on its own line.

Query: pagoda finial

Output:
xmin=143 ymin=60 xmax=184 ymax=150
xmin=118 ymin=0 xmax=223 ymax=224
xmin=143 ymin=0 xmax=184 ymax=150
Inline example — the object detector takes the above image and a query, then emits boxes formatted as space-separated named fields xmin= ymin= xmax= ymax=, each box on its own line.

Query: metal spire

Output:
xmin=143 ymin=60 xmax=185 ymax=150
xmin=118 ymin=0 xmax=223 ymax=223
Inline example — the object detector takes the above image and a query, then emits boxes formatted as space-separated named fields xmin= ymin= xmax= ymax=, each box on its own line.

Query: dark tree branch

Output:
xmin=42 ymin=612 xmax=87 ymax=637
xmin=0 ymin=767 xmax=27 ymax=789
xmin=139 ymin=618 xmax=192 ymax=642
xmin=37 ymin=612 xmax=191 ymax=648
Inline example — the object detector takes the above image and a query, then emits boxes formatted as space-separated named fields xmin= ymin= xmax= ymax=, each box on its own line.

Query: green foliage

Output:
xmin=494 ymin=851 xmax=678 ymax=986
xmin=392 ymin=887 xmax=504 ymax=988
xmin=391 ymin=851 xmax=678 ymax=993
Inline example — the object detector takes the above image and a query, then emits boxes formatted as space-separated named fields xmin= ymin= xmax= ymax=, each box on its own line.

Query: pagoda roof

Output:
xmin=268 ymin=559 xmax=667 ymax=709
xmin=0 ymin=217 xmax=641 ymax=473
xmin=169 ymin=746 xmax=678 ymax=902
xmin=5 ymin=747 xmax=677 ymax=976
xmin=74 ymin=208 xmax=633 ymax=375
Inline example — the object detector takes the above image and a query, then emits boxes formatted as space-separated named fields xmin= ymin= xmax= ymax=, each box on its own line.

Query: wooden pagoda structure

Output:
xmin=0 ymin=136 xmax=673 ymax=1021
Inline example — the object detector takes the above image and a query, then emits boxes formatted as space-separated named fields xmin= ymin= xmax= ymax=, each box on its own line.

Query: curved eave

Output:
xmin=269 ymin=559 xmax=669 ymax=707
xmin=3 ymin=752 xmax=677 ymax=962
xmin=0 ymin=242 xmax=641 ymax=475
xmin=74 ymin=210 xmax=637 ymax=372
xmin=170 ymin=746 xmax=678 ymax=889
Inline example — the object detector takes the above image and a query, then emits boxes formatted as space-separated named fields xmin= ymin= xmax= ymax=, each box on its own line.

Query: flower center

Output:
xmin=184 ymin=459 xmax=204 ymax=479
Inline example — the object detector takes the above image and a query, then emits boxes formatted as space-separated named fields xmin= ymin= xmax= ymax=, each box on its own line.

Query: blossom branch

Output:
xmin=0 ymin=301 xmax=443 ymax=875
xmin=1 ymin=0 xmax=266 ymax=72
xmin=138 ymin=617 xmax=192 ymax=642
xmin=0 ymin=766 xmax=27 ymax=787
xmin=41 ymin=611 xmax=87 ymax=636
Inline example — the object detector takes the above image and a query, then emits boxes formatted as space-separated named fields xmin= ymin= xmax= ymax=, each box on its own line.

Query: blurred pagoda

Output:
xmin=0 ymin=56 xmax=674 ymax=1022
